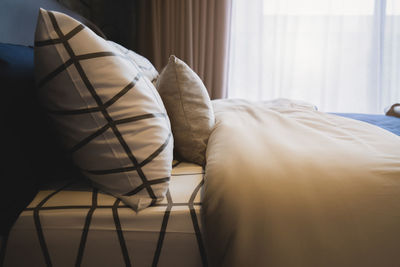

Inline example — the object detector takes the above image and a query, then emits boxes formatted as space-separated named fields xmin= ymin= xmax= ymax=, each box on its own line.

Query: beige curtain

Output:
xmin=137 ymin=0 xmax=232 ymax=99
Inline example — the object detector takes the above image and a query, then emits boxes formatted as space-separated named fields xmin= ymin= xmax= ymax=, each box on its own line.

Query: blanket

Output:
xmin=203 ymin=99 xmax=400 ymax=267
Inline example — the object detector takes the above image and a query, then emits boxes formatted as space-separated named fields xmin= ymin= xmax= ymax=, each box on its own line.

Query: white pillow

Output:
xmin=34 ymin=8 xmax=173 ymax=210
xmin=107 ymin=40 xmax=159 ymax=84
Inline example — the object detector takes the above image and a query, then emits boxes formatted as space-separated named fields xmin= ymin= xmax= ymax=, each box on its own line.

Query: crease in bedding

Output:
xmin=204 ymin=99 xmax=400 ymax=267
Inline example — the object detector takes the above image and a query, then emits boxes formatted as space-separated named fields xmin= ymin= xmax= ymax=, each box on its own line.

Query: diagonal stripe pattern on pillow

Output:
xmin=34 ymin=8 xmax=173 ymax=211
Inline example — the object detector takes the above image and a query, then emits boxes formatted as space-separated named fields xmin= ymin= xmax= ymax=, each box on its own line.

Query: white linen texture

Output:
xmin=204 ymin=99 xmax=400 ymax=267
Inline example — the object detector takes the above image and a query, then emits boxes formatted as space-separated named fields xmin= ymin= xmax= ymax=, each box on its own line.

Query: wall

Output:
xmin=0 ymin=0 xmax=139 ymax=51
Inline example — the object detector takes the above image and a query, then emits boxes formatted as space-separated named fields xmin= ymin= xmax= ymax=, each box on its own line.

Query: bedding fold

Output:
xmin=204 ymin=99 xmax=400 ymax=267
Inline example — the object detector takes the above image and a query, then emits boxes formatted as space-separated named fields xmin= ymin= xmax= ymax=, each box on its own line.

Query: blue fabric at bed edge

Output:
xmin=334 ymin=113 xmax=400 ymax=136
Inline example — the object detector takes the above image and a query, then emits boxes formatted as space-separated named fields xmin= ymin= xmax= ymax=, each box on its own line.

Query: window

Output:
xmin=228 ymin=0 xmax=400 ymax=113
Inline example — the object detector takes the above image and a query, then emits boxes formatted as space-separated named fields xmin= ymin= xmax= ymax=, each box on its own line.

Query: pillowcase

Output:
xmin=34 ymin=9 xmax=173 ymax=210
xmin=107 ymin=40 xmax=159 ymax=84
xmin=156 ymin=55 xmax=215 ymax=166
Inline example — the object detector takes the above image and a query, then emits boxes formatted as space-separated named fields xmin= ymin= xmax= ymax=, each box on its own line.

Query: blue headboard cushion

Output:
xmin=0 ymin=0 xmax=106 ymax=46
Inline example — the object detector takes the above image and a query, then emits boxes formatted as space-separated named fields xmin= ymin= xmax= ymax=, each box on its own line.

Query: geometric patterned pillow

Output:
xmin=34 ymin=8 xmax=173 ymax=211
xmin=107 ymin=40 xmax=159 ymax=84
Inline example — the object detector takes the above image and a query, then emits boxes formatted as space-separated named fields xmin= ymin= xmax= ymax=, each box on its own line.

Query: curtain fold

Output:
xmin=137 ymin=0 xmax=232 ymax=99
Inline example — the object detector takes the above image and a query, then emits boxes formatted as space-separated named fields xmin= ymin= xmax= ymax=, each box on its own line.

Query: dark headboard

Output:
xmin=0 ymin=0 xmax=105 ymax=46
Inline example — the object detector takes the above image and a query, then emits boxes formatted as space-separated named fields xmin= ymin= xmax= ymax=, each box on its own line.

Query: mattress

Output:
xmin=2 ymin=161 xmax=207 ymax=267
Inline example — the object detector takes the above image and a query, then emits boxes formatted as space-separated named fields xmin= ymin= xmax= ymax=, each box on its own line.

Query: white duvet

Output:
xmin=203 ymin=99 xmax=400 ymax=267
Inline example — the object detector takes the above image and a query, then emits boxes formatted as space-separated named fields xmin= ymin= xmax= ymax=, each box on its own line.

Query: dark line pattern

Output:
xmin=108 ymin=122 xmax=157 ymax=199
xmin=45 ymin=10 xmax=165 ymax=202
xmin=138 ymin=133 xmax=171 ymax=167
xmin=123 ymin=177 xmax=170 ymax=197
xmin=114 ymin=113 xmax=165 ymax=125
xmin=35 ymin=37 xmax=64 ymax=47
xmin=46 ymin=75 xmax=139 ymax=116
xmin=37 ymin=58 xmax=73 ymax=88
xmin=24 ymin=202 xmax=202 ymax=211
xmin=189 ymin=179 xmax=208 ymax=267
xmin=33 ymin=181 xmax=76 ymax=267
xmin=64 ymin=24 xmax=85 ymax=39
xmin=112 ymin=199 xmax=132 ymax=267
xmin=84 ymin=165 xmax=137 ymax=176
xmin=69 ymin=123 xmax=110 ymax=153
xmin=172 ymin=160 xmax=182 ymax=168
xmin=47 ymin=105 xmax=101 ymax=116
xmin=35 ymin=24 xmax=85 ymax=47
xmin=152 ymin=190 xmax=173 ymax=267
xmin=103 ymin=75 xmax=141 ymax=109
xmin=82 ymin=132 xmax=169 ymax=175
xmin=75 ymin=188 xmax=98 ymax=267
xmin=36 ymin=23 xmax=154 ymax=91
xmin=70 ymin=113 xmax=166 ymax=153
xmin=26 ymin=11 xmax=206 ymax=267
xmin=18 ymin=170 xmax=205 ymax=266
xmin=171 ymin=172 xmax=205 ymax=177
xmin=37 ymin=52 xmax=118 ymax=88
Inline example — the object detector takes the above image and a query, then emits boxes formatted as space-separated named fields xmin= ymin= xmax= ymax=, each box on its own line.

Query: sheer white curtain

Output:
xmin=228 ymin=0 xmax=400 ymax=113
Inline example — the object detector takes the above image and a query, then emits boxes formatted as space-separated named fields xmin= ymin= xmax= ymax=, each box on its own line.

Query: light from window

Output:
xmin=263 ymin=0 xmax=374 ymax=15
xmin=387 ymin=0 xmax=400 ymax=15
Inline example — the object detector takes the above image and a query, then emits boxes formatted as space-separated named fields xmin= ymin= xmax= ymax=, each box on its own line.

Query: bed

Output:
xmin=1 ymin=1 xmax=400 ymax=267
xmin=0 ymin=2 xmax=206 ymax=266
